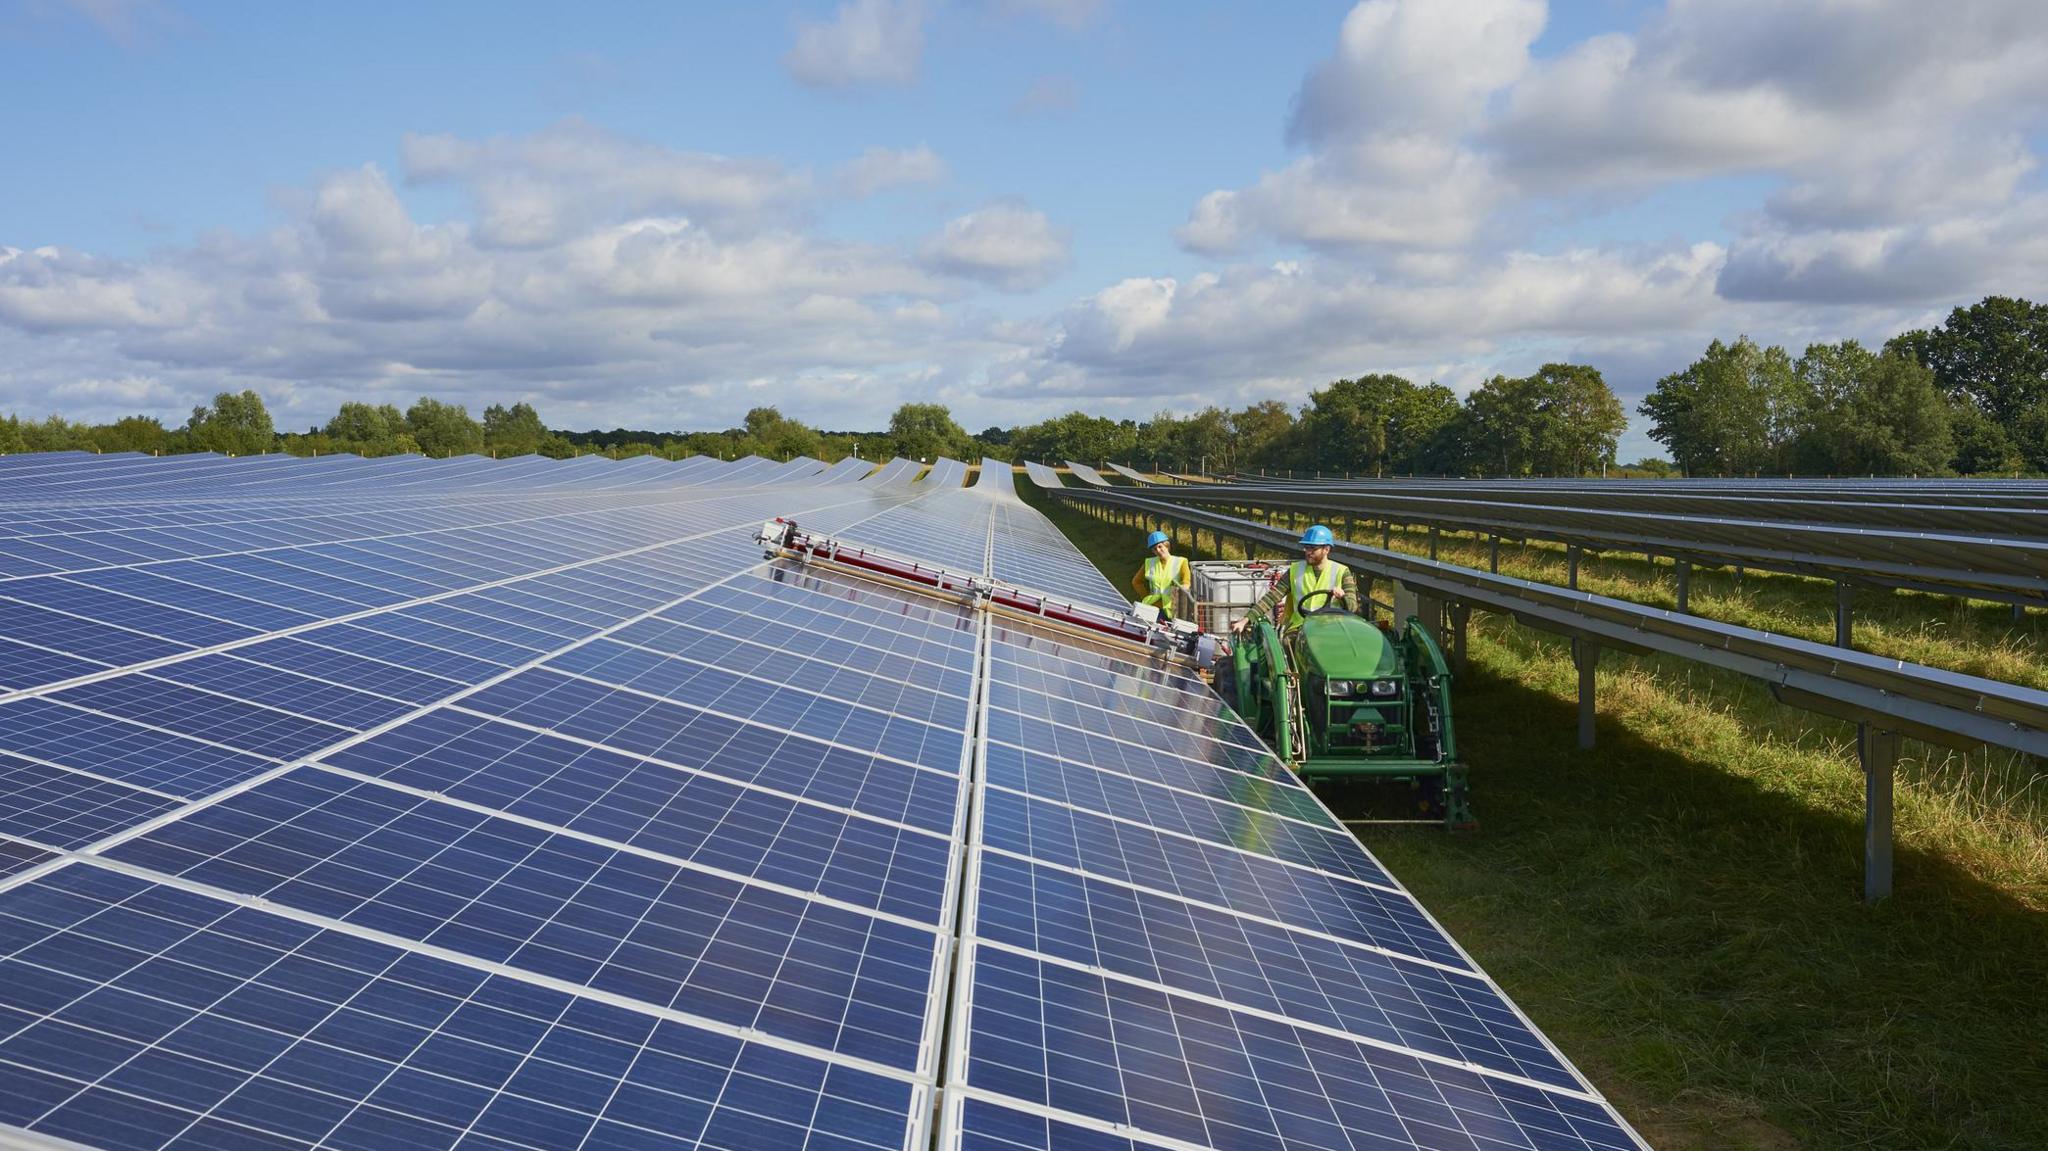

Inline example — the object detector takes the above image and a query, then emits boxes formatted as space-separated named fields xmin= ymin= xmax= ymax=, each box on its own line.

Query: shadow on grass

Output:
xmin=1351 ymin=651 xmax=2048 ymax=1151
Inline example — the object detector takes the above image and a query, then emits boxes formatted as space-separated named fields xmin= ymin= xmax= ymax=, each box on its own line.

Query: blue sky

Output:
xmin=4 ymin=0 xmax=2045 ymax=460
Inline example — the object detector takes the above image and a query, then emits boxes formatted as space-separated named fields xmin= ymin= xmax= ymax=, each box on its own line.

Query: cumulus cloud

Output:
xmin=402 ymin=120 xmax=808 ymax=248
xmin=0 ymin=127 xmax=1002 ymax=432
xmin=997 ymin=242 xmax=1730 ymax=401
xmin=839 ymin=145 xmax=947 ymax=197
xmin=920 ymin=205 xmax=1072 ymax=291
xmin=785 ymin=0 xmax=927 ymax=91
xmin=1177 ymin=0 xmax=1541 ymax=256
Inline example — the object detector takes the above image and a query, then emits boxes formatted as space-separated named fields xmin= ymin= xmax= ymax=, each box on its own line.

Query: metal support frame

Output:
xmin=1448 ymin=602 xmax=1472 ymax=673
xmin=1489 ymin=535 xmax=1500 ymax=574
xmin=1428 ymin=527 xmax=1439 ymax=561
xmin=1835 ymin=581 xmax=1855 ymax=649
xmin=1675 ymin=559 xmax=1691 ymax=613
xmin=1862 ymin=726 xmax=1900 ymax=902
xmin=1574 ymin=640 xmax=1598 ymax=749
xmin=1567 ymin=545 xmax=1581 ymax=590
xmin=1382 ymin=521 xmax=1392 ymax=549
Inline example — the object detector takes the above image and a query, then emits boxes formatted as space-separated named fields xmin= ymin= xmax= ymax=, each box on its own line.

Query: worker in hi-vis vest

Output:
xmin=1131 ymin=529 xmax=1191 ymax=619
xmin=1235 ymin=523 xmax=1359 ymax=633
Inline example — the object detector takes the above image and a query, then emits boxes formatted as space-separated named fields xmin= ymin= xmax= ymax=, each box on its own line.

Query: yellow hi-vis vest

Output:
xmin=1140 ymin=554 xmax=1187 ymax=615
xmin=1284 ymin=559 xmax=1349 ymax=630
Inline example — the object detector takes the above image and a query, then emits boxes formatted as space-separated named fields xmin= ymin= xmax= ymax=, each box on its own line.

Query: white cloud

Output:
xmin=920 ymin=205 xmax=1072 ymax=291
xmin=402 ymin=120 xmax=808 ymax=248
xmin=0 ymin=127 xmax=1001 ymax=433
xmin=839 ymin=145 xmax=948 ymax=197
xmin=785 ymin=0 xmax=927 ymax=91
xmin=1179 ymin=0 xmax=1541 ymax=256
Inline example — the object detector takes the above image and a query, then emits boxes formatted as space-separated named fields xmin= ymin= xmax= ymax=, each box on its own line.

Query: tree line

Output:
xmin=5 ymin=294 xmax=2042 ymax=477
xmin=1639 ymin=296 xmax=2048 ymax=476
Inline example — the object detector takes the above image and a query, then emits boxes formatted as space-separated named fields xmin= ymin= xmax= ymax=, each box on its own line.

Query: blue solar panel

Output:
xmin=0 ymin=864 xmax=925 ymax=1151
xmin=0 ymin=755 xmax=179 ymax=850
xmin=0 ymin=451 xmax=1643 ymax=1151
xmin=105 ymin=769 xmax=946 ymax=1072
xmin=322 ymin=712 xmax=957 ymax=924
xmin=960 ymin=944 xmax=1638 ymax=1151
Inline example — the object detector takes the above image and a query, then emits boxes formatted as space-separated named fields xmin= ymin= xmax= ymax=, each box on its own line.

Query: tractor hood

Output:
xmin=1296 ymin=614 xmax=1399 ymax=678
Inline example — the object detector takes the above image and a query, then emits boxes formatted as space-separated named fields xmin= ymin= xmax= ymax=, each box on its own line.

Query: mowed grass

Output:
xmin=1020 ymin=484 xmax=2048 ymax=1151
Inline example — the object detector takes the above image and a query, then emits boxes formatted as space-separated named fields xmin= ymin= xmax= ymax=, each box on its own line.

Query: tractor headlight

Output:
xmin=1368 ymin=679 xmax=1400 ymax=697
xmin=1326 ymin=680 xmax=1355 ymax=697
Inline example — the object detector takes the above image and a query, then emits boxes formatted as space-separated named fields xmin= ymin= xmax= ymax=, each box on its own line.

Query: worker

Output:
xmin=1235 ymin=524 xmax=1359 ymax=633
xmin=1131 ymin=529 xmax=1191 ymax=619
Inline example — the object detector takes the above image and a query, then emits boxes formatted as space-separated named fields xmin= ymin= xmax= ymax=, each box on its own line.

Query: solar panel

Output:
xmin=0 ymin=450 xmax=1647 ymax=1151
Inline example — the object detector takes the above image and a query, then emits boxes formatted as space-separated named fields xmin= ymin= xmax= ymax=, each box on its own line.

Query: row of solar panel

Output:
xmin=1 ymin=454 xmax=1645 ymax=1150
xmin=1 ymin=466 xmax=1013 ymax=1148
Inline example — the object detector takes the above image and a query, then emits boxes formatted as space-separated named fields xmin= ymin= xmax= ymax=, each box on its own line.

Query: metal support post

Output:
xmin=1574 ymin=640 xmax=1598 ymax=749
xmin=1862 ymin=727 xmax=1900 ymax=902
xmin=1567 ymin=545 xmax=1581 ymax=590
xmin=1448 ymin=602 xmax=1471 ymax=673
xmin=1428 ymin=527 xmax=1438 ymax=561
xmin=2012 ymin=603 xmax=2025 ymax=624
xmin=1382 ymin=521 xmax=1392 ymax=549
xmin=1675 ymin=559 xmax=1691 ymax=613
xmin=1489 ymin=535 xmax=1499 ymax=574
xmin=1835 ymin=582 xmax=1854 ymax=650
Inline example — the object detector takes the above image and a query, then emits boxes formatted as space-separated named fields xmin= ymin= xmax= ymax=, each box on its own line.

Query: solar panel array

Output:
xmin=1110 ymin=476 xmax=2048 ymax=607
xmin=0 ymin=449 xmax=1646 ymax=1151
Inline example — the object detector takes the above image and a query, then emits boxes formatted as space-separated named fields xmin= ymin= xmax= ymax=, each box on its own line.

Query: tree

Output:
xmin=1229 ymin=401 xmax=1296 ymax=472
xmin=325 ymin=402 xmax=409 ymax=454
xmin=886 ymin=403 xmax=972 ymax=462
xmin=88 ymin=415 xmax=169 ymax=455
xmin=1639 ymin=337 xmax=1800 ymax=475
xmin=1527 ymin=363 xmax=1626 ymax=475
xmin=1945 ymin=396 xmax=2020 ymax=475
xmin=1458 ymin=375 xmax=1539 ymax=476
xmin=1385 ymin=383 xmax=1460 ymax=474
xmin=1792 ymin=341 xmax=1951 ymax=475
xmin=2017 ymin=400 xmax=2048 ymax=474
xmin=1010 ymin=411 xmax=1136 ymax=465
xmin=738 ymin=407 xmax=823 ymax=460
xmin=1890 ymin=296 xmax=2048 ymax=425
xmin=0 ymin=415 xmax=22 ymax=454
xmin=1298 ymin=375 xmax=1402 ymax=474
xmin=186 ymin=390 xmax=275 ymax=456
xmin=405 ymin=397 xmax=484 ymax=457
xmin=483 ymin=402 xmax=547 ymax=457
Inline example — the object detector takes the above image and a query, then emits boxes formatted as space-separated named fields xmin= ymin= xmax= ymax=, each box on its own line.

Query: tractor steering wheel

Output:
xmin=1295 ymin=588 xmax=1349 ymax=615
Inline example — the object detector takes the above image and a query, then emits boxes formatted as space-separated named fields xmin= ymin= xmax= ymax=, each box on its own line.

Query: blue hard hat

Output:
xmin=1300 ymin=524 xmax=1335 ymax=547
xmin=1145 ymin=530 xmax=1170 ymax=549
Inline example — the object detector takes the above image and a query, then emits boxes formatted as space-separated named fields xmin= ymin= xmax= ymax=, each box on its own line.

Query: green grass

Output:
xmin=1025 ymin=487 xmax=2048 ymax=1151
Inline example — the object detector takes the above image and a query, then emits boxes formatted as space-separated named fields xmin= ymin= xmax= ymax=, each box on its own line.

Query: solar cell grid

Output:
xmin=978 ymin=788 xmax=1461 ymax=972
xmin=0 ymin=696 xmax=279 ymax=798
xmin=985 ymin=738 xmax=1333 ymax=832
xmin=455 ymin=672 xmax=963 ymax=830
xmin=971 ymin=852 xmax=1579 ymax=1092
xmin=0 ymin=754 xmax=180 ymax=851
xmin=0 ymin=864 xmax=925 ymax=1151
xmin=321 ymin=713 xmax=958 ymax=924
xmin=104 ymin=768 xmax=947 ymax=1072
xmin=959 ymin=945 xmax=1636 ymax=1151
xmin=986 ymin=707 xmax=1284 ymax=792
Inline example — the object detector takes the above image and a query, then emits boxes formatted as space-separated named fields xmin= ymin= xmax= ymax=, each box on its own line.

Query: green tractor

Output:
xmin=1221 ymin=588 xmax=1472 ymax=828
